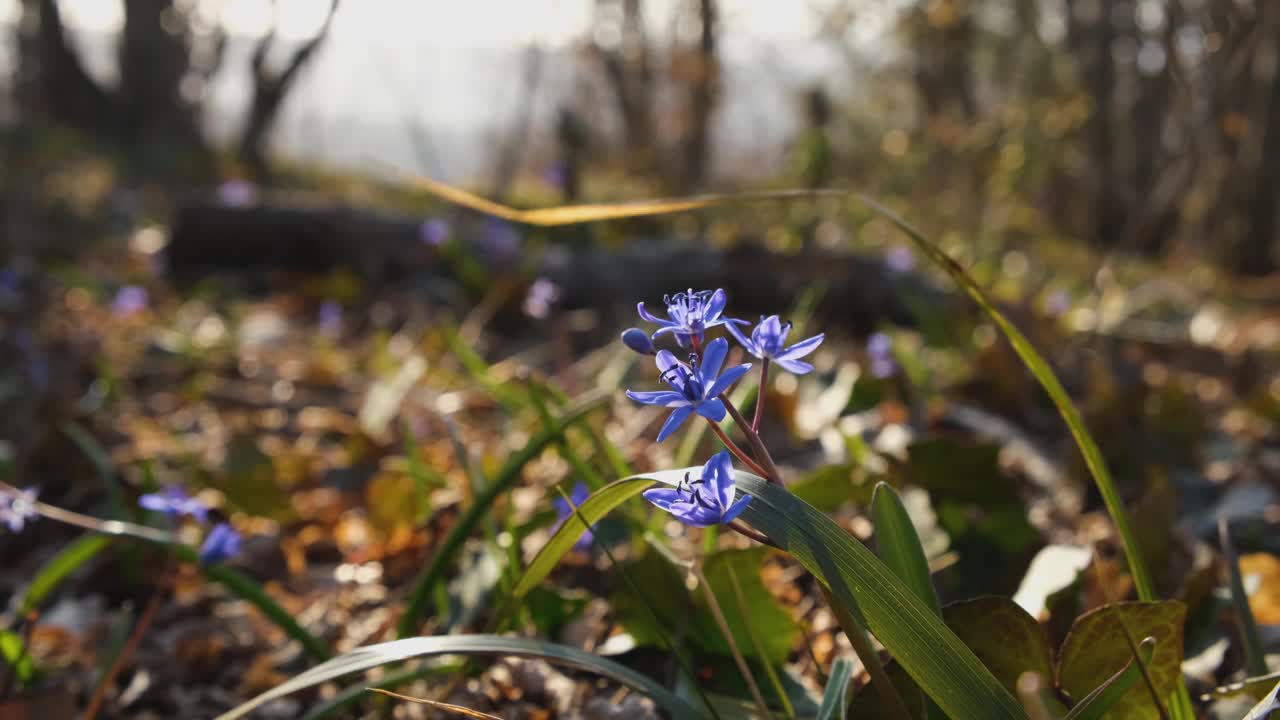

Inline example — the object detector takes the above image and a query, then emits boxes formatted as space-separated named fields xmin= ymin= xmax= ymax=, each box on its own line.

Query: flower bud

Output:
xmin=621 ymin=327 xmax=656 ymax=355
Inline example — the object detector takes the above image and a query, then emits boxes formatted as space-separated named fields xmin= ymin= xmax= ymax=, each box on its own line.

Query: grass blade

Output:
xmin=870 ymin=481 xmax=942 ymax=617
xmin=1065 ymin=637 xmax=1157 ymax=720
xmin=1220 ymin=517 xmax=1269 ymax=678
xmin=20 ymin=535 xmax=112 ymax=614
xmin=214 ymin=634 xmax=703 ymax=720
xmin=396 ymin=392 xmax=607 ymax=638
xmin=506 ymin=478 xmax=653 ymax=608
xmin=817 ymin=657 xmax=854 ymax=720
xmin=63 ymin=423 xmax=126 ymax=518
xmin=168 ymin=544 xmax=332 ymax=662
xmin=300 ymin=662 xmax=463 ymax=720
xmin=1243 ymin=679 xmax=1280 ymax=720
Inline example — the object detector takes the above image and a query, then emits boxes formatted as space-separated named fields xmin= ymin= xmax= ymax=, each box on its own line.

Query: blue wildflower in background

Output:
xmin=199 ymin=523 xmax=242 ymax=564
xmin=885 ymin=244 xmax=915 ymax=273
xmin=523 ymin=277 xmax=560 ymax=319
xmin=552 ymin=482 xmax=595 ymax=549
xmin=112 ymin=285 xmax=148 ymax=317
xmin=867 ymin=332 xmax=897 ymax=378
xmin=0 ymin=487 xmax=39 ymax=532
xmin=626 ymin=337 xmax=752 ymax=442
xmin=637 ymin=288 xmax=743 ymax=348
xmin=727 ymin=315 xmax=824 ymax=374
xmin=318 ymin=300 xmax=343 ymax=336
xmin=643 ymin=450 xmax=750 ymax=527
xmin=620 ymin=328 xmax=655 ymax=355
xmin=139 ymin=485 xmax=208 ymax=522
xmin=420 ymin=218 xmax=450 ymax=247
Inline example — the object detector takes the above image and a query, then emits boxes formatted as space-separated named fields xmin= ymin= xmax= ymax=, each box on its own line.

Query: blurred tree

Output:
xmin=239 ymin=0 xmax=342 ymax=182
xmin=14 ymin=0 xmax=338 ymax=181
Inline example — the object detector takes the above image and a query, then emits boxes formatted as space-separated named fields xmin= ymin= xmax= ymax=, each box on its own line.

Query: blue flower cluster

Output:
xmin=0 ymin=487 xmax=39 ymax=533
xmin=139 ymin=485 xmax=241 ymax=564
xmin=621 ymin=288 xmax=823 ymax=529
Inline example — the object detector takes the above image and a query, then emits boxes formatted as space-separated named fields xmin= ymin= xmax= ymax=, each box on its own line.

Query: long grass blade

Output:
xmin=396 ymin=392 xmax=607 ymax=638
xmin=1220 ymin=517 xmax=1269 ymax=677
xmin=20 ymin=535 xmax=112 ymax=614
xmin=870 ymin=481 xmax=942 ymax=617
xmin=217 ymin=636 xmax=703 ymax=720
xmin=816 ymin=657 xmax=854 ymax=720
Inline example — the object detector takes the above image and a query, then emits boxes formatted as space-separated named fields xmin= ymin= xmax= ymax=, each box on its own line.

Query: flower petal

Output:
xmin=625 ymin=390 xmax=688 ymax=407
xmin=774 ymin=358 xmax=815 ymax=375
xmin=669 ymin=502 xmax=724 ymax=527
xmin=694 ymin=397 xmax=726 ymax=421
xmin=721 ymin=496 xmax=752 ymax=524
xmin=642 ymin=487 xmax=686 ymax=512
xmin=655 ymin=349 xmax=679 ymax=374
xmin=699 ymin=337 xmax=728 ymax=388
xmin=704 ymin=288 xmax=727 ymax=321
xmin=705 ymin=449 xmax=735 ymax=509
xmin=637 ymin=302 xmax=672 ymax=325
xmin=656 ymin=406 xmax=694 ymax=442
xmin=705 ymin=363 xmax=752 ymax=398
xmin=724 ymin=320 xmax=758 ymax=356
xmin=776 ymin=333 xmax=824 ymax=361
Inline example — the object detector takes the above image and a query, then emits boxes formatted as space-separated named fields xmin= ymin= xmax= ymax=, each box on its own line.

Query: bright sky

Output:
xmin=0 ymin=0 xmax=835 ymax=47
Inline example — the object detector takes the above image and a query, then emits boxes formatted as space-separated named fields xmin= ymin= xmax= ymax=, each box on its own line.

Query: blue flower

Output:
xmin=419 ymin=218 xmax=450 ymax=247
xmin=867 ymin=332 xmax=896 ymax=378
xmin=0 ymin=487 xmax=39 ymax=533
xmin=620 ymin=327 xmax=656 ymax=355
xmin=112 ymin=286 xmax=148 ymax=317
xmin=199 ymin=523 xmax=242 ymax=564
xmin=139 ymin=485 xmax=208 ymax=522
xmin=637 ymin=288 xmax=744 ymax=347
xmin=552 ymin=482 xmax=594 ymax=549
xmin=727 ymin=315 xmax=824 ymax=374
xmin=643 ymin=450 xmax=750 ymax=527
xmin=626 ymin=337 xmax=751 ymax=442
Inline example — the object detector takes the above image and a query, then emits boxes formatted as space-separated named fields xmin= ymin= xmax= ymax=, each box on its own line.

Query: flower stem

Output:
xmin=752 ymin=359 xmax=769 ymax=432
xmin=727 ymin=520 xmax=777 ymax=548
xmin=721 ymin=396 xmax=782 ymax=484
xmin=706 ymin=420 xmax=769 ymax=478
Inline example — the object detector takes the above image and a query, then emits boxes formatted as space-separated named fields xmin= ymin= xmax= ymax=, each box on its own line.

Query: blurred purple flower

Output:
xmin=552 ymin=482 xmax=595 ymax=549
xmin=112 ymin=286 xmax=148 ymax=317
xmin=318 ymin=300 xmax=343 ymax=336
xmin=217 ymin=179 xmax=257 ymax=207
xmin=420 ymin=218 xmax=450 ymax=247
xmin=543 ymin=161 xmax=568 ymax=190
xmin=885 ymin=245 xmax=915 ymax=273
xmin=0 ymin=267 xmax=21 ymax=305
xmin=481 ymin=219 xmax=521 ymax=266
xmin=199 ymin=523 xmax=242 ymax=564
xmin=0 ymin=487 xmax=39 ymax=533
xmin=139 ymin=485 xmax=208 ymax=522
xmin=1045 ymin=290 xmax=1071 ymax=317
xmin=522 ymin=277 xmax=560 ymax=319
xmin=642 ymin=450 xmax=750 ymax=527
xmin=867 ymin=332 xmax=896 ymax=378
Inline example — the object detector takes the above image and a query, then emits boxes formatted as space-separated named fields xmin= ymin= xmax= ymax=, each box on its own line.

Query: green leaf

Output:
xmin=20 ymin=535 xmax=111 ymax=614
xmin=641 ymin=468 xmax=1028 ymax=720
xmin=1058 ymin=602 xmax=1186 ymax=720
xmin=396 ymin=392 xmax=607 ymax=638
xmin=872 ymin=482 xmax=941 ymax=617
xmin=1065 ymin=637 xmax=1157 ymax=720
xmin=0 ymin=630 xmax=36 ymax=686
xmin=213 ymin=634 xmax=703 ymax=720
xmin=942 ymin=597 xmax=1053 ymax=696
xmin=703 ymin=548 xmax=799 ymax=664
xmin=817 ymin=657 xmax=855 ymax=720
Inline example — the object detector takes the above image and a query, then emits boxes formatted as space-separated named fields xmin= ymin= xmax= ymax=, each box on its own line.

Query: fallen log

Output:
xmin=167 ymin=202 xmax=950 ymax=328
